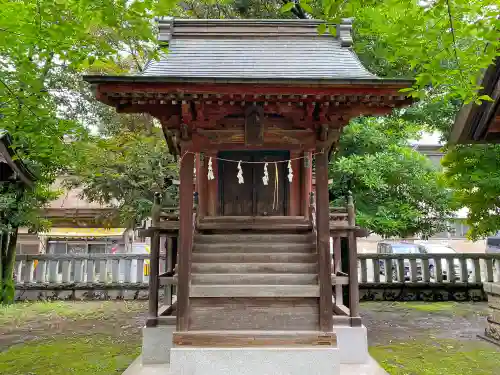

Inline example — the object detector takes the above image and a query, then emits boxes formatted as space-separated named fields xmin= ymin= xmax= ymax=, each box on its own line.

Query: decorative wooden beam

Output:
xmin=190 ymin=134 xmax=316 ymax=151
xmin=181 ymin=101 xmax=194 ymax=124
xmin=244 ymin=105 xmax=264 ymax=146
xmin=96 ymin=82 xmax=412 ymax=98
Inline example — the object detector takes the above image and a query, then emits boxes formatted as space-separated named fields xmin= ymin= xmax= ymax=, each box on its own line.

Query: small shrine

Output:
xmin=85 ymin=18 xmax=413 ymax=375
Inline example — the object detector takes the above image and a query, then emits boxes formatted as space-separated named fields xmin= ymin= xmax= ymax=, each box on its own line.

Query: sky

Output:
xmin=411 ymin=131 xmax=444 ymax=146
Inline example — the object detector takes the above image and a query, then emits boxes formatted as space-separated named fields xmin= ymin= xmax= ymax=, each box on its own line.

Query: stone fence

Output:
xmin=13 ymin=252 xmax=500 ymax=302
xmin=358 ymin=253 xmax=500 ymax=302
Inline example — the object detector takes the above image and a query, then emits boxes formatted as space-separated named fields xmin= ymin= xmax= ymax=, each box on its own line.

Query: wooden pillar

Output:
xmin=147 ymin=193 xmax=161 ymax=327
xmin=289 ymin=151 xmax=301 ymax=216
xmin=177 ymin=150 xmax=195 ymax=331
xmin=347 ymin=193 xmax=361 ymax=326
xmin=206 ymin=150 xmax=218 ymax=216
xmin=315 ymin=150 xmax=333 ymax=331
xmin=301 ymin=151 xmax=312 ymax=217
xmin=197 ymin=153 xmax=208 ymax=217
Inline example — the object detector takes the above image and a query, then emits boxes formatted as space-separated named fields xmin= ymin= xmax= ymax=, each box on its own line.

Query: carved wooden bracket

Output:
xmin=244 ymin=105 xmax=264 ymax=146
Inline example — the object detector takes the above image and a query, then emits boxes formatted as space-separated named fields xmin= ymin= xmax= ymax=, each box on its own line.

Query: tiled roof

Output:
xmin=141 ymin=18 xmax=377 ymax=81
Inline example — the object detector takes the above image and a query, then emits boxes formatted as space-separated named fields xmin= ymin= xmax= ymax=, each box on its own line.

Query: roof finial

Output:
xmin=338 ymin=18 xmax=353 ymax=48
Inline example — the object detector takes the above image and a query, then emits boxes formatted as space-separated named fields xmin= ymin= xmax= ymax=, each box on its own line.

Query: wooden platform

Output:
xmin=189 ymin=297 xmax=319 ymax=331
xmin=197 ymin=216 xmax=312 ymax=232
xmin=173 ymin=331 xmax=337 ymax=347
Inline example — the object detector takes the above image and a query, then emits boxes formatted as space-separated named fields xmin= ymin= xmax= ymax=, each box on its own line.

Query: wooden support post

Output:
xmin=206 ymin=150 xmax=218 ymax=216
xmin=315 ymin=150 xmax=333 ymax=331
xmin=177 ymin=150 xmax=195 ymax=331
xmin=289 ymin=151 xmax=301 ymax=216
xmin=347 ymin=192 xmax=361 ymax=326
xmin=302 ymin=151 xmax=312 ymax=217
xmin=197 ymin=153 xmax=208 ymax=218
xmin=147 ymin=193 xmax=161 ymax=327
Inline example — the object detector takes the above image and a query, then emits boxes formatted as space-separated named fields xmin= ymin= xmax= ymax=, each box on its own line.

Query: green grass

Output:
xmin=0 ymin=335 xmax=140 ymax=375
xmin=0 ymin=301 xmax=145 ymax=326
xmin=370 ymin=339 xmax=500 ymax=375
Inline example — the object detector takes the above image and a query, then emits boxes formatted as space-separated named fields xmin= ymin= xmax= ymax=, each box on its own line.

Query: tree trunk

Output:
xmin=0 ymin=228 xmax=18 ymax=304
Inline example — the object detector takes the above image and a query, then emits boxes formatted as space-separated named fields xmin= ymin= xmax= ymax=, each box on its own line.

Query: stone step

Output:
xmin=194 ymin=233 xmax=315 ymax=244
xmin=193 ymin=242 xmax=316 ymax=253
xmin=191 ymin=273 xmax=318 ymax=285
xmin=191 ymin=262 xmax=317 ymax=274
xmin=173 ymin=330 xmax=336 ymax=347
xmin=197 ymin=222 xmax=312 ymax=231
xmin=190 ymin=285 xmax=320 ymax=298
xmin=188 ymin=297 xmax=319 ymax=331
xmin=192 ymin=253 xmax=317 ymax=263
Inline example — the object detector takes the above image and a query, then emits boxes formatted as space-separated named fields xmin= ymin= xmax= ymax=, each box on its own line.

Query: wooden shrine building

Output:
xmin=85 ymin=18 xmax=413 ymax=375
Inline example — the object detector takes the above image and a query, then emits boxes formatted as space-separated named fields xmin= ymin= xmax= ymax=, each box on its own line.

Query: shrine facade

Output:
xmin=85 ymin=18 xmax=413 ymax=375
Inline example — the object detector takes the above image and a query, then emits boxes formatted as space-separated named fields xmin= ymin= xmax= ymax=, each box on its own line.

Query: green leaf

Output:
xmin=318 ymin=23 xmax=327 ymax=35
xmin=280 ymin=2 xmax=296 ymax=13
xmin=477 ymin=95 xmax=494 ymax=102
xmin=300 ymin=2 xmax=313 ymax=13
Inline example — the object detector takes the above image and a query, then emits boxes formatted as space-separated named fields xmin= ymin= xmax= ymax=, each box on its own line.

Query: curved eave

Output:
xmin=83 ymin=74 xmax=414 ymax=89
xmin=0 ymin=131 xmax=37 ymax=187
xmin=449 ymin=56 xmax=500 ymax=144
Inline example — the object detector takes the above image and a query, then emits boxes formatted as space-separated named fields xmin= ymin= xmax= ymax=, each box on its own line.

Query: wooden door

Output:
xmin=218 ymin=151 xmax=289 ymax=216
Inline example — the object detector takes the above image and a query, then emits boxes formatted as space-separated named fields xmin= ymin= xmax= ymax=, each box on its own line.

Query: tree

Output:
xmin=68 ymin=128 xmax=179 ymax=228
xmin=329 ymin=116 xmax=454 ymax=238
xmin=442 ymin=144 xmax=500 ymax=240
xmin=0 ymin=0 xmax=176 ymax=303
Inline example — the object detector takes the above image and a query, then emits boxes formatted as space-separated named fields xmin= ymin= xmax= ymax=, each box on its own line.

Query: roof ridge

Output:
xmin=156 ymin=17 xmax=353 ymax=48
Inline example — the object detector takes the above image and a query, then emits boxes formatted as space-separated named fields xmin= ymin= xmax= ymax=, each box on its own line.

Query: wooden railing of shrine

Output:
xmin=325 ymin=193 xmax=361 ymax=327
xmin=140 ymin=195 xmax=180 ymax=328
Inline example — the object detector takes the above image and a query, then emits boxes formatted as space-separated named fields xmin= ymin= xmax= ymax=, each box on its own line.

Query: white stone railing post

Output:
xmin=358 ymin=253 xmax=500 ymax=285
xmin=61 ymin=259 xmax=71 ymax=283
xmin=48 ymin=260 xmax=58 ymax=283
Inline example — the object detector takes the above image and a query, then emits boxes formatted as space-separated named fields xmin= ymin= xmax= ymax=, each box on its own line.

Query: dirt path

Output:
xmin=361 ymin=302 xmax=492 ymax=346
xmin=0 ymin=301 xmax=496 ymax=352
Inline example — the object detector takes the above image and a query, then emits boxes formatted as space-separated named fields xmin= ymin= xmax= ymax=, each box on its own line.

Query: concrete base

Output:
xmin=170 ymin=347 xmax=339 ymax=375
xmin=335 ymin=325 xmax=369 ymax=364
xmin=123 ymin=355 xmax=388 ymax=375
xmin=140 ymin=324 xmax=370 ymax=367
xmin=142 ymin=326 xmax=175 ymax=365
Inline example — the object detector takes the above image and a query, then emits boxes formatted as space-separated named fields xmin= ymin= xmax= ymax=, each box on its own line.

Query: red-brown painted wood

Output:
xmin=206 ymin=150 xmax=218 ymax=216
xmin=97 ymin=82 xmax=410 ymax=97
xmin=177 ymin=150 xmax=195 ymax=331
xmin=197 ymin=153 xmax=208 ymax=217
xmin=188 ymin=134 xmax=316 ymax=153
xmin=289 ymin=151 xmax=301 ymax=216
xmin=315 ymin=150 xmax=333 ymax=332
xmin=302 ymin=152 xmax=312 ymax=217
